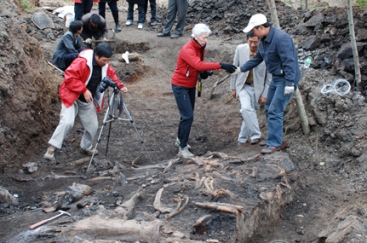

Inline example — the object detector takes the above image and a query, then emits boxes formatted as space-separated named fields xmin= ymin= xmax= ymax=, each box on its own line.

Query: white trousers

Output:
xmin=48 ymin=100 xmax=98 ymax=150
xmin=238 ymin=84 xmax=261 ymax=143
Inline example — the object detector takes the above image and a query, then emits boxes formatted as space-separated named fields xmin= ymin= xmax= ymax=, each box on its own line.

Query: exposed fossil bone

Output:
xmin=165 ymin=194 xmax=189 ymax=219
xmin=193 ymin=202 xmax=243 ymax=215
xmin=153 ymin=187 xmax=173 ymax=214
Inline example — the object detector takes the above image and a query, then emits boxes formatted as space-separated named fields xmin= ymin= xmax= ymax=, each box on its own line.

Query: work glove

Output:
xmin=220 ymin=63 xmax=237 ymax=74
xmin=199 ymin=71 xmax=209 ymax=79
xmin=284 ymin=86 xmax=295 ymax=95
xmin=231 ymin=67 xmax=241 ymax=76
xmin=85 ymin=38 xmax=92 ymax=44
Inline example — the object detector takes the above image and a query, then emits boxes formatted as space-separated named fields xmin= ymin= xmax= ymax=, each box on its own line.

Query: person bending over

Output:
xmin=81 ymin=13 xmax=108 ymax=48
xmin=44 ymin=43 xmax=128 ymax=162
xmin=52 ymin=20 xmax=84 ymax=71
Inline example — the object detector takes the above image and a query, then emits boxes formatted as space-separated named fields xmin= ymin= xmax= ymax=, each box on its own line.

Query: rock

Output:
xmin=299 ymin=36 xmax=321 ymax=50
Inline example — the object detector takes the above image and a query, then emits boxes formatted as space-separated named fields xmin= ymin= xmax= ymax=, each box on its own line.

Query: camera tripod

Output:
xmin=86 ymin=86 xmax=153 ymax=173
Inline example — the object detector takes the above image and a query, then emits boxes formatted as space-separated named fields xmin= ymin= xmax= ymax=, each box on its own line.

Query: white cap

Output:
xmin=243 ymin=14 xmax=267 ymax=33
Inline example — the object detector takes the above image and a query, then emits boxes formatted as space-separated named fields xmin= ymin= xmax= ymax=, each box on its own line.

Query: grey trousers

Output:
xmin=162 ymin=0 xmax=188 ymax=35
xmin=48 ymin=100 xmax=98 ymax=150
xmin=238 ymin=84 xmax=261 ymax=143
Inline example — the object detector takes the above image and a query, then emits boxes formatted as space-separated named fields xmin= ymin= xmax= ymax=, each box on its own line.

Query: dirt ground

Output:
xmin=1 ymin=1 xmax=367 ymax=243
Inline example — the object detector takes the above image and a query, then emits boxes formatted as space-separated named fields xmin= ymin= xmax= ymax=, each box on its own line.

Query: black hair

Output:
xmin=247 ymin=31 xmax=256 ymax=38
xmin=69 ymin=20 xmax=83 ymax=34
xmin=90 ymin=14 xmax=102 ymax=26
xmin=94 ymin=42 xmax=113 ymax=58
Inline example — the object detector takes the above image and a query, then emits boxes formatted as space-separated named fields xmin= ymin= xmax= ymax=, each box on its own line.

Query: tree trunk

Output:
xmin=347 ymin=0 xmax=361 ymax=86
xmin=267 ymin=0 xmax=310 ymax=135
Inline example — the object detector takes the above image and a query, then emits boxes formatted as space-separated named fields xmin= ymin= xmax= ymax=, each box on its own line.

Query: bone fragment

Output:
xmin=118 ymin=52 xmax=142 ymax=63
xmin=131 ymin=155 xmax=143 ymax=167
xmin=250 ymin=166 xmax=258 ymax=178
xmin=193 ymin=202 xmax=243 ymax=215
xmin=194 ymin=214 xmax=212 ymax=227
xmin=87 ymin=176 xmax=113 ymax=182
xmin=153 ymin=187 xmax=173 ymax=213
xmin=132 ymin=158 xmax=180 ymax=170
xmin=211 ymin=171 xmax=237 ymax=182
xmin=166 ymin=195 xmax=189 ymax=219
xmin=117 ymin=188 xmax=144 ymax=218
xmin=162 ymin=161 xmax=173 ymax=174
xmin=73 ymin=157 xmax=90 ymax=165
xmin=0 ymin=186 xmax=18 ymax=205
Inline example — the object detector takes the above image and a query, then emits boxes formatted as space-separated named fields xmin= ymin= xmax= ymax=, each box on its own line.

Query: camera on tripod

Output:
xmin=99 ymin=76 xmax=120 ymax=94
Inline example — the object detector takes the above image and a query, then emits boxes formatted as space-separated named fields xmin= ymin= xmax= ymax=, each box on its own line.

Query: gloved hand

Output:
xmin=199 ymin=71 xmax=209 ymax=79
xmin=85 ymin=38 xmax=92 ymax=44
xmin=220 ymin=63 xmax=237 ymax=74
xmin=103 ymin=38 xmax=108 ymax=41
xmin=284 ymin=86 xmax=295 ymax=95
xmin=231 ymin=67 xmax=241 ymax=76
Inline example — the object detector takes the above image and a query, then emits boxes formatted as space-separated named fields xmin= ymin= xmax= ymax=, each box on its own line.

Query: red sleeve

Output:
xmin=107 ymin=65 xmax=124 ymax=89
xmin=63 ymin=58 xmax=89 ymax=94
xmin=180 ymin=46 xmax=221 ymax=71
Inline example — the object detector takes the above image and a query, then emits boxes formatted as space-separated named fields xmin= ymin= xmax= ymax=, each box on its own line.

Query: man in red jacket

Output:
xmin=44 ymin=43 xmax=128 ymax=162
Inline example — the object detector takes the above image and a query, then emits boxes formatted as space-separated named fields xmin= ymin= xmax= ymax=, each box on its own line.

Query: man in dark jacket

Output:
xmin=52 ymin=20 xmax=84 ymax=71
xmin=80 ymin=13 xmax=108 ymax=48
xmin=232 ymin=13 xmax=301 ymax=154
xmin=98 ymin=0 xmax=121 ymax=32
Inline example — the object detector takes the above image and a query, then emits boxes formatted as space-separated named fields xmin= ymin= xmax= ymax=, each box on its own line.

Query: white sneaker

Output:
xmin=175 ymin=138 xmax=191 ymax=150
xmin=82 ymin=148 xmax=98 ymax=156
xmin=178 ymin=146 xmax=194 ymax=159
xmin=44 ymin=146 xmax=56 ymax=162
xmin=138 ymin=23 xmax=143 ymax=29
xmin=126 ymin=20 xmax=133 ymax=26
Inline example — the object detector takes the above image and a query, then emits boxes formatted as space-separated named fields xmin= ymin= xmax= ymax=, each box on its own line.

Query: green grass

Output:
xmin=20 ymin=0 xmax=31 ymax=12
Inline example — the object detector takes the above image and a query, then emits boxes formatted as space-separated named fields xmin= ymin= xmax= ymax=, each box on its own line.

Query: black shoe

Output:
xmin=115 ymin=24 xmax=122 ymax=32
xmin=157 ymin=32 xmax=170 ymax=37
xmin=170 ymin=33 xmax=182 ymax=39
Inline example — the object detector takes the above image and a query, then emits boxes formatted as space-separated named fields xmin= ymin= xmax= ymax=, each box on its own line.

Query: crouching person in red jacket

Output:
xmin=44 ymin=43 xmax=128 ymax=162
xmin=172 ymin=23 xmax=237 ymax=159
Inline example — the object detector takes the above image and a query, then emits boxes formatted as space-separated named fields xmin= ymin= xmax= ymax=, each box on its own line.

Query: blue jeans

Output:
xmin=127 ymin=3 xmax=145 ymax=24
xmin=172 ymin=84 xmax=196 ymax=148
xmin=265 ymin=77 xmax=295 ymax=147
xmin=74 ymin=0 xmax=93 ymax=20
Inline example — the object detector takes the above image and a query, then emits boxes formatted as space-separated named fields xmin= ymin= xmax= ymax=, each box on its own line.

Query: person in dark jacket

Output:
xmin=98 ymin=0 xmax=121 ymax=32
xmin=125 ymin=0 xmax=146 ymax=29
xmin=232 ymin=13 xmax=301 ymax=154
xmin=52 ymin=20 xmax=84 ymax=71
xmin=80 ymin=13 xmax=109 ymax=48
xmin=144 ymin=0 xmax=156 ymax=26
xmin=73 ymin=0 xmax=94 ymax=21
xmin=171 ymin=23 xmax=237 ymax=159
